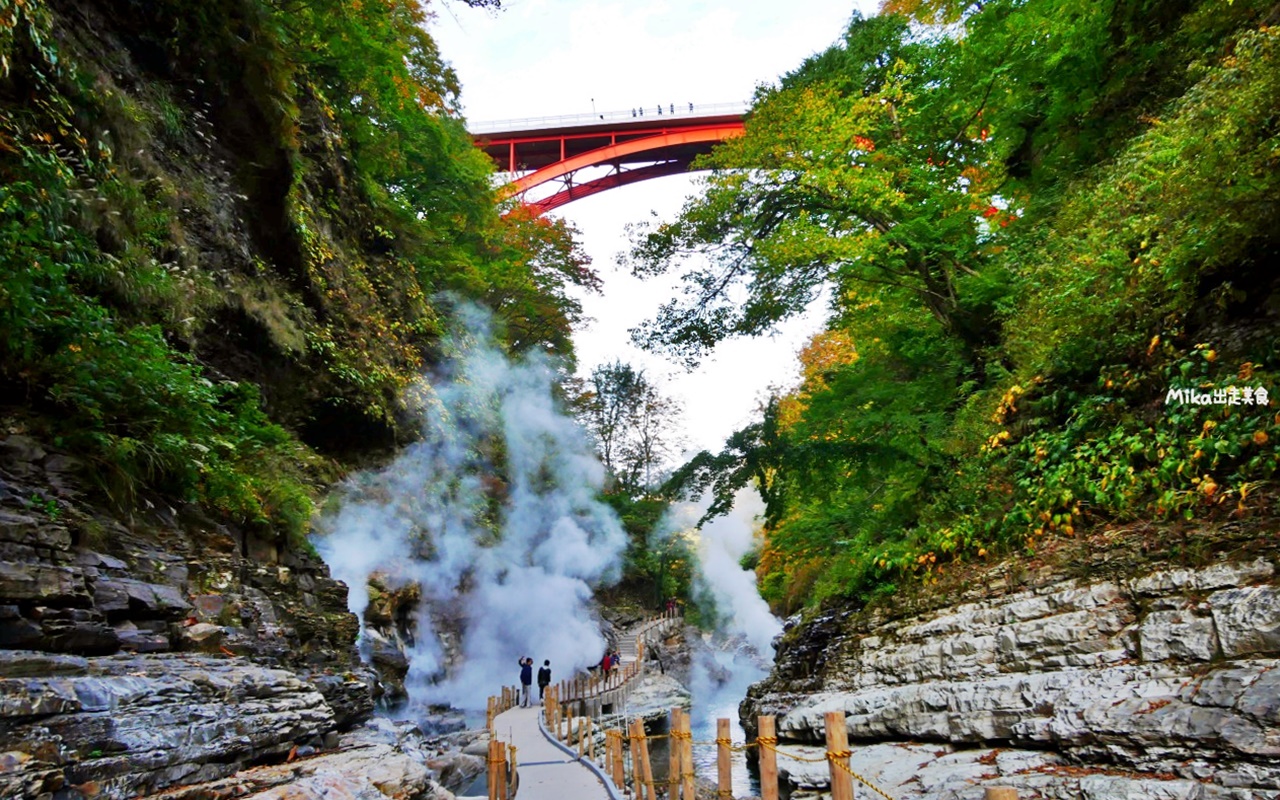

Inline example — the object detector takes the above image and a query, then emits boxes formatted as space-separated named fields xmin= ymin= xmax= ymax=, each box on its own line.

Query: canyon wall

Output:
xmin=743 ymin=548 xmax=1280 ymax=799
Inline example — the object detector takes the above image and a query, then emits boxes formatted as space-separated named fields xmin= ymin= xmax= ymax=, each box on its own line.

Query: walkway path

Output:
xmin=491 ymin=705 xmax=611 ymax=800
xmin=479 ymin=612 xmax=682 ymax=800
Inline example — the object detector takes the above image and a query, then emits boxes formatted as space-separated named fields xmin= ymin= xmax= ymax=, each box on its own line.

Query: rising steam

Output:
xmin=665 ymin=488 xmax=781 ymax=655
xmin=315 ymin=304 xmax=626 ymax=709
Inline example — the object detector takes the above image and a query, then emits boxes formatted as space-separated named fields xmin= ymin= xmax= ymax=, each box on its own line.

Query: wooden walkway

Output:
xmin=491 ymin=705 xmax=614 ymax=800
xmin=480 ymin=612 xmax=682 ymax=800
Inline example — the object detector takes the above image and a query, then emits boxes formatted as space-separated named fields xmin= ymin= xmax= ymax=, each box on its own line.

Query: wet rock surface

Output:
xmin=743 ymin=555 xmax=1280 ymax=799
xmin=0 ymin=433 xmax=447 ymax=798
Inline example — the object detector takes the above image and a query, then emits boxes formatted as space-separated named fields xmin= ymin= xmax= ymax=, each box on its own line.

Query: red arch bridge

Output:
xmin=471 ymin=102 xmax=747 ymax=215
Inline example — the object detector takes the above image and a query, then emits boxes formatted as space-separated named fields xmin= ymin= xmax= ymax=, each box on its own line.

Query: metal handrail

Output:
xmin=469 ymin=101 xmax=750 ymax=134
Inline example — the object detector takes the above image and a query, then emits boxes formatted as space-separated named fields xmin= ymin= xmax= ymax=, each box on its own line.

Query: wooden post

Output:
xmin=717 ymin=718 xmax=732 ymax=800
xmin=585 ymin=716 xmax=595 ymax=761
xmin=668 ymin=708 xmax=682 ymax=800
xmin=759 ymin=716 xmax=779 ymax=800
xmin=679 ymin=711 xmax=695 ymax=800
xmin=487 ymin=697 xmax=496 ymax=731
xmin=825 ymin=711 xmax=853 ymax=800
xmin=495 ymin=741 xmax=507 ymax=800
xmin=631 ymin=718 xmax=654 ymax=800
xmin=508 ymin=745 xmax=518 ymax=800
xmin=984 ymin=789 xmax=1019 ymax=800
xmin=487 ymin=738 xmax=498 ymax=800
xmin=611 ymin=729 xmax=625 ymax=789
xmin=578 ymin=715 xmax=586 ymax=758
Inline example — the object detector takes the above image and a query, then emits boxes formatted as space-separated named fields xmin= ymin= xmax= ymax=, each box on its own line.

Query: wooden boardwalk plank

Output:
xmin=492 ymin=706 xmax=611 ymax=800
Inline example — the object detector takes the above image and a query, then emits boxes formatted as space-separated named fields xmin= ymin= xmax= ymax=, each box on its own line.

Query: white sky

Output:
xmin=433 ymin=0 xmax=878 ymax=453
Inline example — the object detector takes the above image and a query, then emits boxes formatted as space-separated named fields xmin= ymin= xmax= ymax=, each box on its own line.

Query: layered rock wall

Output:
xmin=744 ymin=555 xmax=1280 ymax=799
xmin=0 ymin=435 xmax=445 ymax=799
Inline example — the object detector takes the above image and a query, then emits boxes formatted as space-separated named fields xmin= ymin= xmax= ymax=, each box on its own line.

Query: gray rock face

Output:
xmin=0 ymin=434 xmax=386 ymax=798
xmin=744 ymin=557 xmax=1280 ymax=800
xmin=145 ymin=722 xmax=454 ymax=800
xmin=0 ymin=652 xmax=337 ymax=797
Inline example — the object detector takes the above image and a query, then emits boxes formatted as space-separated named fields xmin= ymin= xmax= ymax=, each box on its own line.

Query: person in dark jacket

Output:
xmin=537 ymin=660 xmax=551 ymax=700
xmin=519 ymin=657 xmax=533 ymax=707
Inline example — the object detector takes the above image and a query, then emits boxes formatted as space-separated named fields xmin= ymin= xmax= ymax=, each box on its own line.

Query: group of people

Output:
xmin=600 ymin=648 xmax=621 ymax=675
xmin=517 ymin=657 xmax=553 ymax=707
xmin=515 ymin=648 xmax=625 ymax=707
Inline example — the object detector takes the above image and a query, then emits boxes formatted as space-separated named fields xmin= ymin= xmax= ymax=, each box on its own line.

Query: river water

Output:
xmin=646 ymin=647 xmax=769 ymax=796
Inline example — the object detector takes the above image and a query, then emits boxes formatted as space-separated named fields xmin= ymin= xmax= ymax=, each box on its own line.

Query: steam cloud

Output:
xmin=666 ymin=488 xmax=781 ymax=655
xmin=315 ymin=304 xmax=626 ymax=710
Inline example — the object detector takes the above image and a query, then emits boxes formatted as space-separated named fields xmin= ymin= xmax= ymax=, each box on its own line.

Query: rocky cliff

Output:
xmin=743 ymin=544 xmax=1280 ymax=799
xmin=0 ymin=434 xmax=469 ymax=799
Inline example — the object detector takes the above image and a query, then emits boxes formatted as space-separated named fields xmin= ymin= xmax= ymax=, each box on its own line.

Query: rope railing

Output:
xmin=487 ymin=622 xmax=1025 ymax=800
xmin=529 ymin=701 xmax=907 ymax=800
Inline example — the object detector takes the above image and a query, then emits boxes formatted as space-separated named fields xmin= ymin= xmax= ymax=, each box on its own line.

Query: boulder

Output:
xmin=179 ymin=622 xmax=224 ymax=652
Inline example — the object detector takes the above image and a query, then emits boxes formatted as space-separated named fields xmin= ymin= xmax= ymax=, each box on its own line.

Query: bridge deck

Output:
xmin=493 ymin=705 xmax=611 ymax=800
xmin=474 ymin=112 xmax=744 ymax=174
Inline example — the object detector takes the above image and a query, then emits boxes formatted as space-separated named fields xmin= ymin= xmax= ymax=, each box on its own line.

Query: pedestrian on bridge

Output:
xmin=537 ymin=659 xmax=551 ymax=700
xmin=519 ymin=656 xmax=533 ymax=707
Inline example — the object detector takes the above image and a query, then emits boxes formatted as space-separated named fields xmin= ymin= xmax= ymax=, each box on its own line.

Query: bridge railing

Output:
xmin=469 ymin=101 xmax=750 ymax=135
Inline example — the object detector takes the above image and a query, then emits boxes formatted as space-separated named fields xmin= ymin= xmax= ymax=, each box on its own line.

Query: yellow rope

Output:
xmin=754 ymin=739 xmax=828 ymax=764
xmin=832 ymin=757 xmax=898 ymax=800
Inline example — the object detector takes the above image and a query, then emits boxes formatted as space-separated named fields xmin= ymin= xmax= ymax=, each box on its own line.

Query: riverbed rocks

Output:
xmin=0 ymin=433 xmax=398 ymax=797
xmin=743 ymin=555 xmax=1280 ymax=799
xmin=627 ymin=672 xmax=694 ymax=717
xmin=147 ymin=719 xmax=460 ymax=800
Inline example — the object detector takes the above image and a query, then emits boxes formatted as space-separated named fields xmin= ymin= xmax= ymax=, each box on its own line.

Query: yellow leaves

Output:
xmin=991 ymin=384 xmax=1025 ymax=424
xmin=1147 ymin=335 xmax=1161 ymax=355
xmin=1254 ymin=430 xmax=1270 ymax=446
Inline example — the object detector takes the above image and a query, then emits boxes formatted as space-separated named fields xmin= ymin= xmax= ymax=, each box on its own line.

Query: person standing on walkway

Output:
xmin=537 ymin=659 xmax=551 ymax=701
xmin=519 ymin=657 xmax=533 ymax=707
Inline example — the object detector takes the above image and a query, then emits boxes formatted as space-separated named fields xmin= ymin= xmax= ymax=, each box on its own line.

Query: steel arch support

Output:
xmin=507 ymin=124 xmax=743 ymax=199
xmin=530 ymin=158 xmax=695 ymax=214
